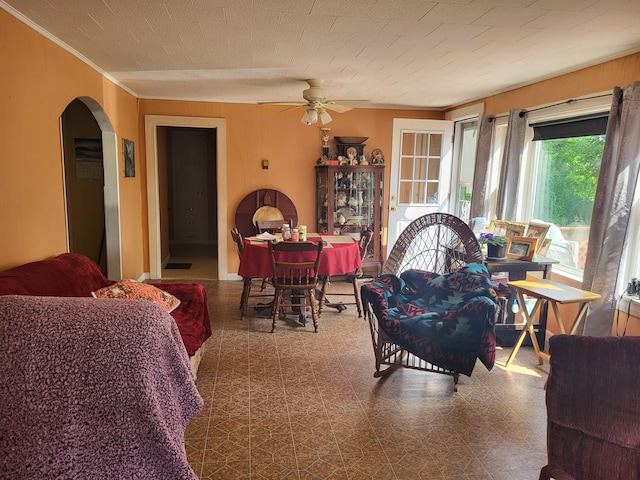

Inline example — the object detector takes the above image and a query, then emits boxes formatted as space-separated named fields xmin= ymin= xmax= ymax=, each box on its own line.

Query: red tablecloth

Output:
xmin=238 ymin=234 xmax=361 ymax=279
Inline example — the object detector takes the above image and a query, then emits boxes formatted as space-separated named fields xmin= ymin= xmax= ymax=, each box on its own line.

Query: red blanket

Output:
xmin=0 ymin=253 xmax=211 ymax=356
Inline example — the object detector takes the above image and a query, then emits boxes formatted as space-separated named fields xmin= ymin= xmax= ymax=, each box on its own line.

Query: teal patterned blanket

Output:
xmin=361 ymin=263 xmax=499 ymax=377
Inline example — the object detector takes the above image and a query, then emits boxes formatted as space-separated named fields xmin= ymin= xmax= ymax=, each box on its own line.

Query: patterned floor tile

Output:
xmin=184 ymin=279 xmax=552 ymax=480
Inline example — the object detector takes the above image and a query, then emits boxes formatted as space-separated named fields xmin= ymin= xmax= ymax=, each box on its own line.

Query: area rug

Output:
xmin=165 ymin=263 xmax=192 ymax=270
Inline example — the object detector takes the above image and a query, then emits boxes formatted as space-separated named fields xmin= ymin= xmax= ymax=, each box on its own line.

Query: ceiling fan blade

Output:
xmin=282 ymin=105 xmax=304 ymax=112
xmin=324 ymin=103 xmax=352 ymax=113
xmin=332 ymin=99 xmax=371 ymax=106
xmin=258 ymin=101 xmax=306 ymax=106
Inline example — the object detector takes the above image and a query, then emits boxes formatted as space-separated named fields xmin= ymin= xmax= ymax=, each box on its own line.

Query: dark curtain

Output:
xmin=495 ymin=109 xmax=527 ymax=221
xmin=582 ymin=82 xmax=640 ymax=335
xmin=469 ymin=115 xmax=495 ymax=221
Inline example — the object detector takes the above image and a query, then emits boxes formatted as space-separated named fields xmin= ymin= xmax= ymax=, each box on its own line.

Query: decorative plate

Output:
xmin=336 ymin=207 xmax=356 ymax=218
xmin=252 ymin=206 xmax=284 ymax=225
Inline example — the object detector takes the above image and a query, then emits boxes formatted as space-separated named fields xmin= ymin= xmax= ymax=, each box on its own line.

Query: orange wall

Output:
xmin=612 ymin=312 xmax=640 ymax=336
xmin=456 ymin=53 xmax=640 ymax=115
xmin=137 ymin=100 xmax=442 ymax=273
xmin=0 ymin=10 xmax=142 ymax=277
xmin=3 ymin=6 xmax=640 ymax=281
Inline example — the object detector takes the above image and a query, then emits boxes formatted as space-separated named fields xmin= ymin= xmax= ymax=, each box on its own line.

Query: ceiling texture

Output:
xmin=3 ymin=0 xmax=640 ymax=109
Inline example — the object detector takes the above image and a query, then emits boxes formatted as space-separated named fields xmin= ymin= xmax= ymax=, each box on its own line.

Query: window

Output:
xmin=523 ymin=102 xmax=610 ymax=278
xmin=454 ymin=120 xmax=478 ymax=222
xmin=530 ymin=135 xmax=604 ymax=275
xmin=399 ymin=131 xmax=442 ymax=204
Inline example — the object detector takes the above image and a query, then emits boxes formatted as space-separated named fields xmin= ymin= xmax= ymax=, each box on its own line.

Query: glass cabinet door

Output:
xmin=332 ymin=170 xmax=374 ymax=236
xmin=316 ymin=165 xmax=384 ymax=274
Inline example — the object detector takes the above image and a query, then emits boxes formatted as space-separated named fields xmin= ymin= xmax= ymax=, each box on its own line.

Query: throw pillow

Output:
xmin=92 ymin=280 xmax=181 ymax=313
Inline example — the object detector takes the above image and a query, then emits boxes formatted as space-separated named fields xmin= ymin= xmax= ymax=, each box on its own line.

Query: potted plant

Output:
xmin=479 ymin=232 xmax=508 ymax=259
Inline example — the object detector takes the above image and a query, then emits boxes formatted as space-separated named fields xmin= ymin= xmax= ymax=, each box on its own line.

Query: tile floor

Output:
xmin=162 ymin=244 xmax=218 ymax=281
xmin=184 ymin=279 xmax=551 ymax=480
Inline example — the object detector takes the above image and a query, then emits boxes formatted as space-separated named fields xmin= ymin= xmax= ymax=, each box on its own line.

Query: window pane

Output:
xmin=400 ymin=158 xmax=413 ymax=180
xmin=427 ymin=183 xmax=438 ymax=204
xmin=457 ymin=121 xmax=477 ymax=222
xmin=413 ymin=182 xmax=426 ymax=203
xmin=415 ymin=133 xmax=429 ymax=156
xmin=402 ymin=133 xmax=414 ymax=155
xmin=429 ymin=134 xmax=442 ymax=156
xmin=427 ymin=158 xmax=440 ymax=180
xmin=399 ymin=182 xmax=412 ymax=203
xmin=415 ymin=158 xmax=427 ymax=178
xmin=532 ymin=135 xmax=604 ymax=274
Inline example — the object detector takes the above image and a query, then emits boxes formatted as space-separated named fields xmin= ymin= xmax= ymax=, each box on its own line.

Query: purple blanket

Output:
xmin=0 ymin=295 xmax=203 ymax=479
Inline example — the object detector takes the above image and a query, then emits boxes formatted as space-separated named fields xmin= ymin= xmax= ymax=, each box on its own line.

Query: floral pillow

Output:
xmin=92 ymin=280 xmax=181 ymax=313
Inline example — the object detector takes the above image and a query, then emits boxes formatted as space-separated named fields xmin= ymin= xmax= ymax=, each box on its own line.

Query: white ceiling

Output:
xmin=3 ymin=0 xmax=640 ymax=109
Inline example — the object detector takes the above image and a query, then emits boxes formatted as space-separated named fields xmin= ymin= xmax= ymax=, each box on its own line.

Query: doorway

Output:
xmin=61 ymin=97 xmax=122 ymax=280
xmin=161 ymin=127 xmax=217 ymax=280
xmin=145 ymin=116 xmax=228 ymax=280
xmin=387 ymin=118 xmax=454 ymax=253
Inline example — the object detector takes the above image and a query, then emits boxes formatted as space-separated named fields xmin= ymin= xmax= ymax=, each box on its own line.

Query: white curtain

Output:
xmin=582 ymin=82 xmax=640 ymax=335
xmin=469 ymin=115 xmax=495 ymax=221
xmin=495 ymin=109 xmax=527 ymax=221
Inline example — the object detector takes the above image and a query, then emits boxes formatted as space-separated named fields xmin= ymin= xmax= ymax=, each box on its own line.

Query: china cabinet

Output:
xmin=316 ymin=165 xmax=384 ymax=274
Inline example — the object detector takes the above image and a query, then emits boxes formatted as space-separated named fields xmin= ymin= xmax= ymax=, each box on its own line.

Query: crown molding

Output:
xmin=1 ymin=1 xmax=137 ymax=98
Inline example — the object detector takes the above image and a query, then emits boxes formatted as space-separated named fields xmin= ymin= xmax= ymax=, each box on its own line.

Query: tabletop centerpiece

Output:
xmin=479 ymin=232 xmax=508 ymax=260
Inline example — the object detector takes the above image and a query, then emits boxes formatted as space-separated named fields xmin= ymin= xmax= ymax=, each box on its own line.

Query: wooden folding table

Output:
xmin=505 ymin=279 xmax=601 ymax=367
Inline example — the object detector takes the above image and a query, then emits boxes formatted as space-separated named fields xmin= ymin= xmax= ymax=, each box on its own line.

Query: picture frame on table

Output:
xmin=488 ymin=220 xmax=509 ymax=236
xmin=506 ymin=222 xmax=527 ymax=237
xmin=506 ymin=236 xmax=539 ymax=261
xmin=537 ymin=238 xmax=552 ymax=256
xmin=526 ymin=222 xmax=550 ymax=241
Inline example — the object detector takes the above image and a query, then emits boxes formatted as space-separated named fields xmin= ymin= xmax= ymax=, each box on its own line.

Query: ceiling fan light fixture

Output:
xmin=301 ymin=108 xmax=318 ymax=125
xmin=319 ymin=108 xmax=332 ymax=125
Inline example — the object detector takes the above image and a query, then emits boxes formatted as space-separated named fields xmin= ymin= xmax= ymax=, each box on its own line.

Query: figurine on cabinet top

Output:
xmin=346 ymin=147 xmax=358 ymax=165
xmin=371 ymin=148 xmax=384 ymax=165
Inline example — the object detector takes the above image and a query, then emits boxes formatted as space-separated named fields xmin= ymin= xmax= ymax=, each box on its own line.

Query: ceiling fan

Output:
xmin=260 ymin=79 xmax=368 ymax=125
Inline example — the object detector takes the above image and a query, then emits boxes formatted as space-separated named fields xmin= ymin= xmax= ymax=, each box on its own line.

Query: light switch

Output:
xmin=262 ymin=159 xmax=269 ymax=169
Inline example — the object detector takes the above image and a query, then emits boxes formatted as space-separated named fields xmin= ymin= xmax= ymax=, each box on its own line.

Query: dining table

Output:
xmin=238 ymin=233 xmax=362 ymax=317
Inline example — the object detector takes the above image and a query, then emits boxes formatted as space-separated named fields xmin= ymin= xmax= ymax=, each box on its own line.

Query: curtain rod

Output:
xmin=489 ymin=92 xmax=613 ymax=120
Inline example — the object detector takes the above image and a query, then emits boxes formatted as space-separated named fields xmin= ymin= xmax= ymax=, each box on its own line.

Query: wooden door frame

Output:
xmin=145 ymin=115 xmax=227 ymax=280
xmin=387 ymin=118 xmax=454 ymax=254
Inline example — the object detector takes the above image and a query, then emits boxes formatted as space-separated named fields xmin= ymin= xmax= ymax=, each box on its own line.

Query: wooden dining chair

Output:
xmin=231 ymin=227 xmax=273 ymax=318
xmin=319 ymin=228 xmax=374 ymax=317
xmin=268 ymin=241 xmax=323 ymax=333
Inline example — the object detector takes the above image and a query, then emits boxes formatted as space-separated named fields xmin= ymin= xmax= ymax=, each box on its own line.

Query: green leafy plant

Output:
xmin=479 ymin=232 xmax=507 ymax=246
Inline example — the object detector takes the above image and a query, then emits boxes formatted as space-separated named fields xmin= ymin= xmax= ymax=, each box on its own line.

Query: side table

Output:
xmin=485 ymin=256 xmax=558 ymax=347
xmin=505 ymin=278 xmax=601 ymax=367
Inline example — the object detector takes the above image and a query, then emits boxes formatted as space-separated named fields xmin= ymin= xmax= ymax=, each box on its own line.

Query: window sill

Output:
xmin=548 ymin=268 xmax=582 ymax=288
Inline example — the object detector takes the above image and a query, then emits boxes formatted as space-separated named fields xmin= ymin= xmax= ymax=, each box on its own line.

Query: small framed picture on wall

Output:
xmin=123 ymin=138 xmax=135 ymax=178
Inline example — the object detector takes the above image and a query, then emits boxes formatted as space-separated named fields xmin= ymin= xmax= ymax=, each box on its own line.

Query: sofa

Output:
xmin=0 ymin=252 xmax=212 ymax=374
xmin=540 ymin=334 xmax=640 ymax=480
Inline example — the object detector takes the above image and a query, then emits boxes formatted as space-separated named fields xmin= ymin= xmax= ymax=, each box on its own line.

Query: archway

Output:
xmin=61 ymin=96 xmax=122 ymax=280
